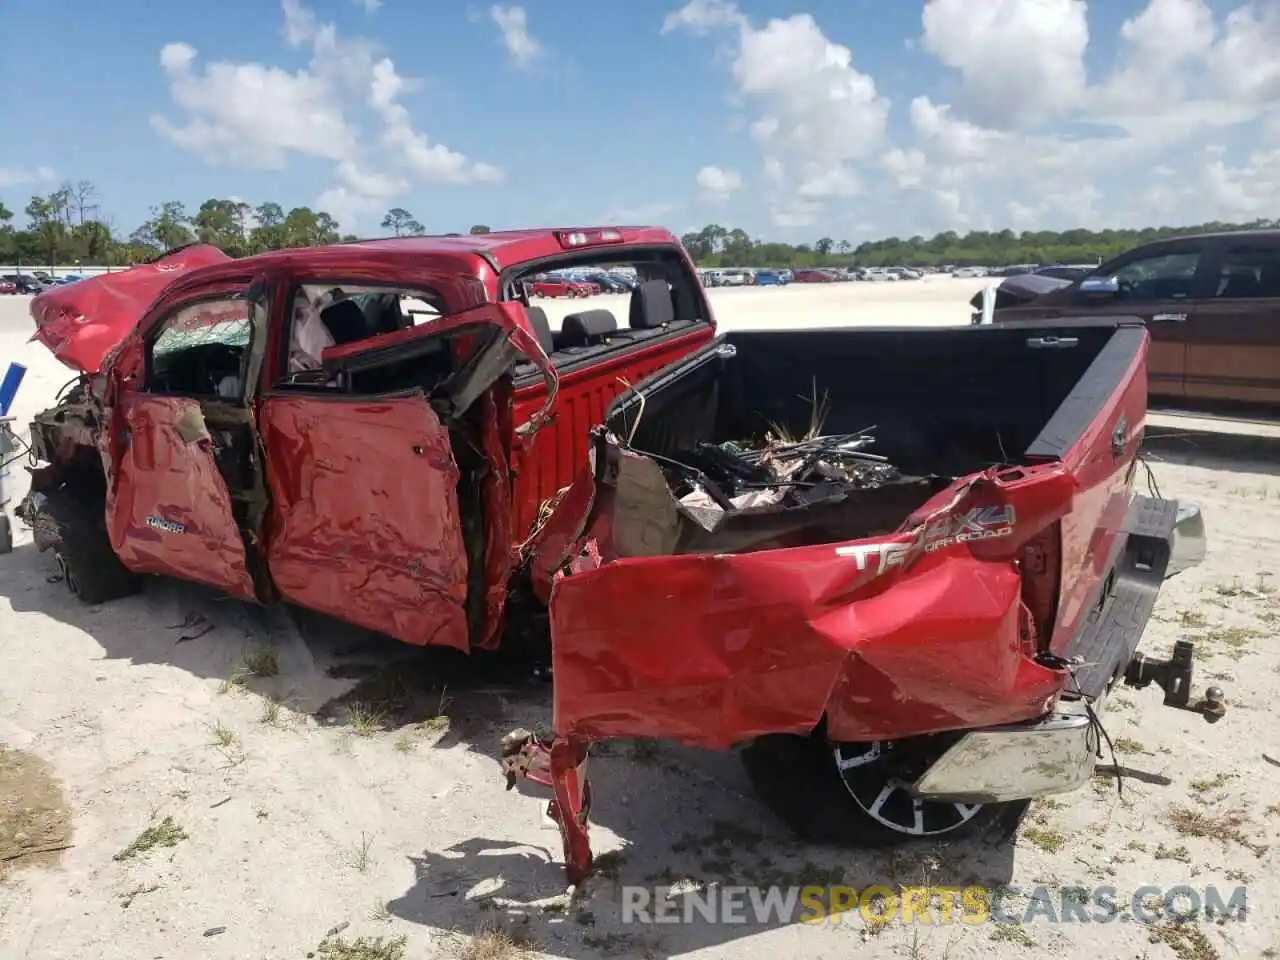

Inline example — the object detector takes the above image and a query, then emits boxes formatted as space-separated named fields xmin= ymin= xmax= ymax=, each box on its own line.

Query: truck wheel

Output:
xmin=29 ymin=490 xmax=141 ymax=605
xmin=740 ymin=732 xmax=1026 ymax=847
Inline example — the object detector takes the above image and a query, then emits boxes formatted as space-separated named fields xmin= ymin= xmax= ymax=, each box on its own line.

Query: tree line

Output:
xmin=0 ymin=179 xmax=498 ymax=267
xmin=679 ymin=220 xmax=1279 ymax=269
xmin=1 ymin=179 xmax=1271 ymax=268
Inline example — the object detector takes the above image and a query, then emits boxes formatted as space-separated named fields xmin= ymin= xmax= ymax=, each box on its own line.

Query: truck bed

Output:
xmin=534 ymin=318 xmax=1151 ymax=749
xmin=610 ymin=321 xmax=1139 ymax=484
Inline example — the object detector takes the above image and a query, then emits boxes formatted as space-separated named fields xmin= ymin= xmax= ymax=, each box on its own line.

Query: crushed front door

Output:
xmin=258 ymin=301 xmax=556 ymax=650
xmin=103 ymin=292 xmax=260 ymax=601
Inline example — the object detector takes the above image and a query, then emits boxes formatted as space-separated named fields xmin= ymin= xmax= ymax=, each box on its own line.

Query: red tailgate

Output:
xmin=545 ymin=461 xmax=1080 ymax=748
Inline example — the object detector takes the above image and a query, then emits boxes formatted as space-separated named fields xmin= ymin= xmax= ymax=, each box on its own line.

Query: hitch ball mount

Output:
xmin=1124 ymin=638 xmax=1225 ymax=722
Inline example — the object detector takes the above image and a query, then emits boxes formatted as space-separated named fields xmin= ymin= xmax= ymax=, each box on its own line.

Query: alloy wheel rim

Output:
xmin=832 ymin=742 xmax=985 ymax=837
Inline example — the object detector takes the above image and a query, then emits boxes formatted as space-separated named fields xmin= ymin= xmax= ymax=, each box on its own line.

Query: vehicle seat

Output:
xmin=560 ymin=309 xmax=618 ymax=348
xmin=524 ymin=305 xmax=556 ymax=355
xmin=629 ymin=279 xmax=675 ymax=329
xmin=320 ymin=299 xmax=374 ymax=346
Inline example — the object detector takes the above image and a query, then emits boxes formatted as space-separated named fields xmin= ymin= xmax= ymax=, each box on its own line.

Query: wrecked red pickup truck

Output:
xmin=17 ymin=227 xmax=715 ymax=652
xmin=502 ymin=319 xmax=1215 ymax=882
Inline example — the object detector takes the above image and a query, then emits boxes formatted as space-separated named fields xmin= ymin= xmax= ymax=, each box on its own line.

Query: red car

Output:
xmin=791 ymin=268 xmax=840 ymax=282
xmin=0 ymin=280 xmax=17 ymax=295
xmin=527 ymin=275 xmax=598 ymax=298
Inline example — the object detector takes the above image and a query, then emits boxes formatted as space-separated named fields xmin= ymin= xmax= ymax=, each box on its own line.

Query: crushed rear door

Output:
xmin=259 ymin=301 xmax=557 ymax=649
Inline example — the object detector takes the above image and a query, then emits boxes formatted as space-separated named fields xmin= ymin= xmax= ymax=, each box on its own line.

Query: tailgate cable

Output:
xmin=1037 ymin=652 xmax=1125 ymax=799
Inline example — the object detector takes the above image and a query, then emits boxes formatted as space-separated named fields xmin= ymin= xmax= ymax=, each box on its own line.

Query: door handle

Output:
xmin=1026 ymin=336 xmax=1079 ymax=349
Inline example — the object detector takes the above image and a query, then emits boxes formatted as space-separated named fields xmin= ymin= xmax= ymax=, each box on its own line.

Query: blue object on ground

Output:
xmin=0 ymin=363 xmax=27 ymax=416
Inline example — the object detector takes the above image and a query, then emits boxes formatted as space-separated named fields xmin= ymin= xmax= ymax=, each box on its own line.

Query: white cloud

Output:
xmin=920 ymin=0 xmax=1089 ymax=130
xmin=665 ymin=1 xmax=888 ymax=227
xmin=355 ymin=0 xmax=381 ymax=11
xmin=0 ymin=166 xmax=57 ymax=188
xmin=661 ymin=0 xmax=744 ymax=35
xmin=368 ymin=57 xmax=504 ymax=184
xmin=151 ymin=41 xmax=357 ymax=167
xmin=150 ymin=0 xmax=501 ymax=230
xmin=1208 ymin=2 xmax=1280 ymax=105
xmin=669 ymin=0 xmax=1280 ymax=236
xmin=490 ymin=5 xmax=542 ymax=69
xmin=695 ymin=166 xmax=743 ymax=201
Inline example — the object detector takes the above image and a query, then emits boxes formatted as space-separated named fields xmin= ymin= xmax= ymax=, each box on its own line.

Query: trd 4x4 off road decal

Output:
xmin=834 ymin=505 xmax=1017 ymax=576
xmin=921 ymin=504 xmax=1016 ymax=551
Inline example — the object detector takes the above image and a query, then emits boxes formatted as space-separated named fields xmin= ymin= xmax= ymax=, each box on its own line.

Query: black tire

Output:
xmin=740 ymin=732 xmax=1028 ymax=848
xmin=28 ymin=489 xmax=141 ymax=605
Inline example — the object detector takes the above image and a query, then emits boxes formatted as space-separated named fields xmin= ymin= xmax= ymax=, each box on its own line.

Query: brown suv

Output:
xmin=976 ymin=230 xmax=1280 ymax=408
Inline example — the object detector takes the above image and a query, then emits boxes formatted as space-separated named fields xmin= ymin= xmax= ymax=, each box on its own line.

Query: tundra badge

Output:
xmin=146 ymin=515 xmax=187 ymax=535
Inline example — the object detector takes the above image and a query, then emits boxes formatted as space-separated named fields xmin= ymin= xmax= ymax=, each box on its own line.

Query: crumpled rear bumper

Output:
xmin=910 ymin=695 xmax=1104 ymax=803
xmin=911 ymin=497 xmax=1208 ymax=803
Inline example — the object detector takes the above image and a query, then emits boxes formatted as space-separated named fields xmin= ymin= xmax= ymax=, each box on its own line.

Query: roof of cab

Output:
xmin=323 ymin=226 xmax=681 ymax=270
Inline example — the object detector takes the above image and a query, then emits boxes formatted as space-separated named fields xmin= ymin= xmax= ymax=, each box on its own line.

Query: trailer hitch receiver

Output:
xmin=1124 ymin=639 xmax=1225 ymax=722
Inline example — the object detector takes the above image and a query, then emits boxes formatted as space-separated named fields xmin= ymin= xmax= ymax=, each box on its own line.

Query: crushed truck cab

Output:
xmin=505 ymin=320 xmax=1211 ymax=882
xmin=17 ymin=228 xmax=716 ymax=653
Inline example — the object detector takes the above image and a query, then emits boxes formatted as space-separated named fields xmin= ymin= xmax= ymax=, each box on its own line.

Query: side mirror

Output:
xmin=1079 ymin=275 xmax=1120 ymax=296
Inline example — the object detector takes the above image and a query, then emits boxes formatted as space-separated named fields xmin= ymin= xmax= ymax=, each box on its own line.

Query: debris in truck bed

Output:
xmin=607 ymin=425 xmax=950 ymax=558
xmin=672 ymin=427 xmax=905 ymax=517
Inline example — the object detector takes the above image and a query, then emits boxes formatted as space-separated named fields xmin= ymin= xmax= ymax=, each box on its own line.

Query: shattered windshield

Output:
xmin=152 ymin=297 xmax=251 ymax=358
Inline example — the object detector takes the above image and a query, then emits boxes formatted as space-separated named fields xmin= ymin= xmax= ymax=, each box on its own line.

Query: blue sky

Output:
xmin=2 ymin=0 xmax=1277 ymax=242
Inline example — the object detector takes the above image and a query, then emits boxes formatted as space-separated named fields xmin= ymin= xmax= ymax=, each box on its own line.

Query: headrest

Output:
xmin=318 ymin=299 xmax=371 ymax=345
xmin=629 ymin=279 xmax=675 ymax=329
xmin=560 ymin=309 xmax=618 ymax=348
xmin=524 ymin=305 xmax=556 ymax=356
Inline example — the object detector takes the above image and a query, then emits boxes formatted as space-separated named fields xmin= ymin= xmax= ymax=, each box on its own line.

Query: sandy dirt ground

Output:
xmin=1 ymin=281 xmax=1277 ymax=960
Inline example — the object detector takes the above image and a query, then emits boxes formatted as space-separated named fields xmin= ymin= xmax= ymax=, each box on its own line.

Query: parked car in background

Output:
xmin=951 ymin=266 xmax=988 ymax=279
xmin=792 ymin=268 xmax=840 ymax=283
xmin=579 ymin=271 xmax=635 ymax=293
xmin=526 ymin=274 xmax=599 ymax=298
xmin=1 ymin=275 xmax=46 ymax=294
xmin=975 ymin=229 xmax=1280 ymax=407
xmin=0 ymin=279 xmax=16 ymax=295
xmin=718 ymin=269 xmax=753 ymax=286
xmin=753 ymin=269 xmax=789 ymax=286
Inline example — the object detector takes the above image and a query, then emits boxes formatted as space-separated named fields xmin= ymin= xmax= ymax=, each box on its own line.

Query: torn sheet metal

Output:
xmin=546 ymin=456 xmax=1078 ymax=750
xmin=29 ymin=245 xmax=232 ymax=373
